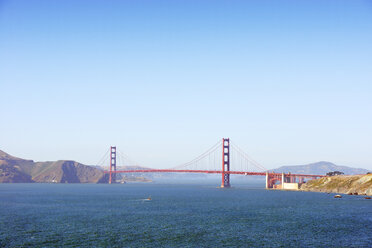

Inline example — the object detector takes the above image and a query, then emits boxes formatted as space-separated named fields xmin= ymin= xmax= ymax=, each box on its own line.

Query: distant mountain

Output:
xmin=272 ymin=161 xmax=369 ymax=175
xmin=0 ymin=150 xmax=107 ymax=183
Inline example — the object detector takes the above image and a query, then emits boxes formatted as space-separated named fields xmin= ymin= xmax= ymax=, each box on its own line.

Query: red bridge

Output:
xmin=99 ymin=138 xmax=324 ymax=189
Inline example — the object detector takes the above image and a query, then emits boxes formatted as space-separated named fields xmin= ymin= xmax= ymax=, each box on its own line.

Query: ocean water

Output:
xmin=0 ymin=182 xmax=371 ymax=248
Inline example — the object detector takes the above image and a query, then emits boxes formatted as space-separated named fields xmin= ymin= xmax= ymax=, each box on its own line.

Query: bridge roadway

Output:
xmin=104 ymin=169 xmax=325 ymax=178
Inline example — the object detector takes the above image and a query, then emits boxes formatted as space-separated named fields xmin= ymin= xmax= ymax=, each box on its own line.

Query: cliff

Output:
xmin=300 ymin=174 xmax=372 ymax=195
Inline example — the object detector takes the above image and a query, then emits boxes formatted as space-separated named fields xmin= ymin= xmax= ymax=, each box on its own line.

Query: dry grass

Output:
xmin=301 ymin=174 xmax=372 ymax=195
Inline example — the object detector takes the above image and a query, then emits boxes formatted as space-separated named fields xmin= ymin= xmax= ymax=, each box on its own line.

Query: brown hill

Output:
xmin=300 ymin=174 xmax=372 ymax=195
xmin=31 ymin=160 xmax=106 ymax=183
xmin=0 ymin=160 xmax=33 ymax=183
xmin=0 ymin=150 xmax=34 ymax=183
xmin=0 ymin=150 xmax=107 ymax=183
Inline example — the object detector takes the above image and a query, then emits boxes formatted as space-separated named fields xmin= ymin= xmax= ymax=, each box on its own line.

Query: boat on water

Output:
xmin=147 ymin=196 xmax=152 ymax=201
xmin=334 ymin=194 xmax=342 ymax=198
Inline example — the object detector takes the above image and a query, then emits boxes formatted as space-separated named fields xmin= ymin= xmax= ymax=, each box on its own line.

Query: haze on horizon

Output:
xmin=0 ymin=0 xmax=371 ymax=170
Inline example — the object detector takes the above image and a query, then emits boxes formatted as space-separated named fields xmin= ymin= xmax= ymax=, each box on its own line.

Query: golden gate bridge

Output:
xmin=97 ymin=138 xmax=324 ymax=189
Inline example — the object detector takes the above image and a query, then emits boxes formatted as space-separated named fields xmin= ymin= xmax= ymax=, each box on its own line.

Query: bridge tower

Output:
xmin=109 ymin=146 xmax=117 ymax=184
xmin=221 ymin=138 xmax=231 ymax=188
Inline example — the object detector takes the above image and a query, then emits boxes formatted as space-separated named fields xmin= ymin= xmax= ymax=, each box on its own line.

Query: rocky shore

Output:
xmin=300 ymin=174 xmax=372 ymax=196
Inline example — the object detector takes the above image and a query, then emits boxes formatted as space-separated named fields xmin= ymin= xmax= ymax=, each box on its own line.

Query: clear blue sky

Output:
xmin=1 ymin=0 xmax=371 ymax=170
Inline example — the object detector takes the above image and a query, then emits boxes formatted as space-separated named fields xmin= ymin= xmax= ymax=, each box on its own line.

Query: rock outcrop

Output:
xmin=300 ymin=174 xmax=372 ymax=195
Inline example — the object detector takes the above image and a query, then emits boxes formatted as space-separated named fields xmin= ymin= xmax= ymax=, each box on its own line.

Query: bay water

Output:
xmin=0 ymin=182 xmax=371 ymax=247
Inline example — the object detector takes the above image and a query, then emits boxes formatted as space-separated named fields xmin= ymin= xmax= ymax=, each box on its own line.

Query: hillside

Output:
xmin=272 ymin=161 xmax=369 ymax=175
xmin=300 ymin=174 xmax=372 ymax=195
xmin=31 ymin=160 xmax=106 ymax=183
xmin=0 ymin=150 xmax=107 ymax=183
xmin=0 ymin=160 xmax=33 ymax=183
xmin=0 ymin=151 xmax=35 ymax=183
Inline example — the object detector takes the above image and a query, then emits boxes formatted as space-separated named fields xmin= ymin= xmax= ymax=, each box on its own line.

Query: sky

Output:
xmin=1 ymin=0 xmax=372 ymax=170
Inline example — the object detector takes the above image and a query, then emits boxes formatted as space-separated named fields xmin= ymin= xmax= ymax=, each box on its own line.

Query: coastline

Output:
xmin=299 ymin=174 xmax=372 ymax=196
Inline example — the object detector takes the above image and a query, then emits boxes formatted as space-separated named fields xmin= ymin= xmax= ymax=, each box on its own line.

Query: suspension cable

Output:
xmin=171 ymin=139 xmax=222 ymax=169
xmin=230 ymin=141 xmax=267 ymax=171
xmin=95 ymin=148 xmax=110 ymax=167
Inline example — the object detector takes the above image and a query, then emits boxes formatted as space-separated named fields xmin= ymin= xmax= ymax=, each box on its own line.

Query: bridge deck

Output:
xmin=104 ymin=169 xmax=325 ymax=178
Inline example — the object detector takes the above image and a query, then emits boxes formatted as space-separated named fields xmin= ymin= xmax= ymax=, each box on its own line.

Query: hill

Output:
xmin=0 ymin=150 xmax=35 ymax=183
xmin=272 ymin=161 xmax=369 ymax=175
xmin=0 ymin=150 xmax=107 ymax=183
xmin=300 ymin=174 xmax=372 ymax=195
